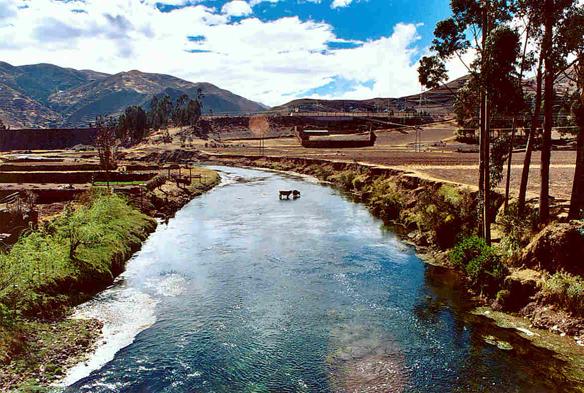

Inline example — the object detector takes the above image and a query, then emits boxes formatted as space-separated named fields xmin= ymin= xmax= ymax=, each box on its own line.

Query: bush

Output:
xmin=308 ymin=164 xmax=334 ymax=180
xmin=329 ymin=169 xmax=358 ymax=190
xmin=408 ymin=185 xmax=476 ymax=249
xmin=497 ymin=201 xmax=538 ymax=257
xmin=450 ymin=236 xmax=507 ymax=295
xmin=542 ymin=271 xmax=584 ymax=315
xmin=366 ymin=177 xmax=404 ymax=222
xmin=351 ymin=173 xmax=370 ymax=191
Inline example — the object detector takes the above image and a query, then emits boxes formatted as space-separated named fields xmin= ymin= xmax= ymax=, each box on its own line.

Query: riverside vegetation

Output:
xmin=0 ymin=191 xmax=156 ymax=389
xmin=0 ymin=168 xmax=220 ymax=390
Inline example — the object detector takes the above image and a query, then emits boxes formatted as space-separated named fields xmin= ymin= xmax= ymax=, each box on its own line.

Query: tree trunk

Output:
xmin=504 ymin=118 xmax=517 ymax=212
xmin=504 ymin=23 xmax=531 ymax=212
xmin=568 ymin=60 xmax=584 ymax=219
xmin=518 ymin=55 xmax=544 ymax=216
xmin=484 ymin=95 xmax=492 ymax=244
xmin=478 ymin=1 xmax=487 ymax=238
xmin=479 ymin=90 xmax=486 ymax=237
xmin=569 ymin=125 xmax=584 ymax=219
xmin=539 ymin=0 xmax=554 ymax=224
xmin=480 ymin=0 xmax=492 ymax=244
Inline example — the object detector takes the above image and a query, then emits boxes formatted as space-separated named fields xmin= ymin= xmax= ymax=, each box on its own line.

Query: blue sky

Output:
xmin=0 ymin=0 xmax=465 ymax=106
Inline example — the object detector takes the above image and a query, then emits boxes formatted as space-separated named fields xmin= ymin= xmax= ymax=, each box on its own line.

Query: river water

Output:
xmin=63 ymin=166 xmax=569 ymax=392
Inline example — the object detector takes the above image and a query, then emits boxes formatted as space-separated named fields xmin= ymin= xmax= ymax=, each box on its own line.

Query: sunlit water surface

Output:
xmin=63 ymin=166 xmax=569 ymax=392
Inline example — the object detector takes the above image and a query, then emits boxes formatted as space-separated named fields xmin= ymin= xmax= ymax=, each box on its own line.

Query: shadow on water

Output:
xmin=418 ymin=265 xmax=576 ymax=392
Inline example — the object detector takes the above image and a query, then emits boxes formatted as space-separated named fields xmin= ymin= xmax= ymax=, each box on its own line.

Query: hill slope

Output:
xmin=272 ymin=76 xmax=468 ymax=116
xmin=0 ymin=62 xmax=266 ymax=128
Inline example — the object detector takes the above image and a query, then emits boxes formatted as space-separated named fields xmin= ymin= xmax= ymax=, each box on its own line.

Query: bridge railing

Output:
xmin=201 ymin=111 xmax=421 ymax=119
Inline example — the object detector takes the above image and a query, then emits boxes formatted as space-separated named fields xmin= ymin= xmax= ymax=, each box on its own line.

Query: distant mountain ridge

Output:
xmin=0 ymin=61 xmax=267 ymax=128
xmin=273 ymin=66 xmax=578 ymax=117
xmin=272 ymin=76 xmax=469 ymax=116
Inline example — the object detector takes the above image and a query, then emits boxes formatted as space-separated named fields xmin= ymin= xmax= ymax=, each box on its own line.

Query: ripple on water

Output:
xmin=327 ymin=325 xmax=409 ymax=392
xmin=60 ymin=284 xmax=157 ymax=387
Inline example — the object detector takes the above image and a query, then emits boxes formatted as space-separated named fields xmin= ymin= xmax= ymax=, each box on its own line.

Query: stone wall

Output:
xmin=0 ymin=128 xmax=98 ymax=151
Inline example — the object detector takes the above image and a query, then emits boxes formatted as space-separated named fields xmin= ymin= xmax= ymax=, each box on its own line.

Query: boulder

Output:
xmin=500 ymin=269 xmax=542 ymax=311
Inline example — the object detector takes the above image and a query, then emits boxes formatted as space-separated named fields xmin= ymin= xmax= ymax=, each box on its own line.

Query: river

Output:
xmin=62 ymin=166 xmax=568 ymax=392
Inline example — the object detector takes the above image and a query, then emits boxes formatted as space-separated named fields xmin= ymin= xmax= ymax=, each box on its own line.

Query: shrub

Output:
xmin=496 ymin=289 xmax=511 ymax=303
xmin=410 ymin=185 xmax=476 ymax=249
xmin=542 ymin=271 xmax=584 ymax=315
xmin=308 ymin=164 xmax=334 ymax=181
xmin=366 ymin=177 xmax=404 ymax=222
xmin=450 ymin=236 xmax=507 ymax=295
xmin=497 ymin=201 xmax=538 ymax=257
xmin=329 ymin=169 xmax=358 ymax=190
xmin=351 ymin=173 xmax=370 ymax=191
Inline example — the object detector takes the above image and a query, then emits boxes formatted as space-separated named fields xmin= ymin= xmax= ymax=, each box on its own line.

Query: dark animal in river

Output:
xmin=279 ymin=190 xmax=301 ymax=200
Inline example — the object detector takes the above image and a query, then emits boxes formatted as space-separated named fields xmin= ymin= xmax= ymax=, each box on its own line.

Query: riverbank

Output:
xmin=0 ymin=167 xmax=220 ymax=391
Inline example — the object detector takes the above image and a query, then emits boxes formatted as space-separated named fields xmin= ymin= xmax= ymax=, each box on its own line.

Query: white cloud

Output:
xmin=331 ymin=0 xmax=352 ymax=8
xmin=249 ymin=0 xmax=279 ymax=7
xmin=221 ymin=0 xmax=253 ymax=17
xmin=0 ymin=0 xmax=17 ymax=21
xmin=0 ymin=0 xmax=429 ymax=106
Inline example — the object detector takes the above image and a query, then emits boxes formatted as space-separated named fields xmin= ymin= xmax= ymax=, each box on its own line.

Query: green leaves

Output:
xmin=431 ymin=18 xmax=470 ymax=59
xmin=449 ymin=235 xmax=506 ymax=294
xmin=418 ymin=56 xmax=449 ymax=89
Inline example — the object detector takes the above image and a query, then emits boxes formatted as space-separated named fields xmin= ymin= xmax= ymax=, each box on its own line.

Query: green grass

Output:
xmin=0 ymin=191 xmax=156 ymax=389
xmin=0 ymin=191 xmax=155 ymax=320
xmin=542 ymin=272 xmax=584 ymax=316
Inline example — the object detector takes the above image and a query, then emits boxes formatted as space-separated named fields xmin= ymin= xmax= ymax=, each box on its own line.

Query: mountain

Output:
xmin=0 ymin=62 xmax=267 ymax=128
xmin=272 ymin=76 xmax=468 ymax=117
xmin=273 ymin=66 xmax=579 ymax=117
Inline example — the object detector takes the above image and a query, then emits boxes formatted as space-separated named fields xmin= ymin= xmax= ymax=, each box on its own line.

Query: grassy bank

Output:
xmin=0 ymin=191 xmax=156 ymax=389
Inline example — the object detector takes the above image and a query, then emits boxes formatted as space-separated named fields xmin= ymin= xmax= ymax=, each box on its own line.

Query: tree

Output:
xmin=418 ymin=56 xmax=452 ymax=91
xmin=561 ymin=5 xmax=584 ymax=219
xmin=525 ymin=0 xmax=579 ymax=223
xmin=515 ymin=0 xmax=574 ymax=217
xmin=518 ymin=53 xmax=544 ymax=215
xmin=172 ymin=94 xmax=202 ymax=128
xmin=118 ymin=106 xmax=148 ymax=144
xmin=148 ymin=94 xmax=173 ymax=131
xmin=539 ymin=0 xmax=555 ymax=223
xmin=95 ymin=116 xmax=118 ymax=188
xmin=185 ymin=98 xmax=202 ymax=126
xmin=60 ymin=204 xmax=103 ymax=261
xmin=172 ymin=94 xmax=190 ymax=126
xmin=249 ymin=115 xmax=270 ymax=155
xmin=420 ymin=0 xmax=516 ymax=244
xmin=453 ymin=79 xmax=481 ymax=132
